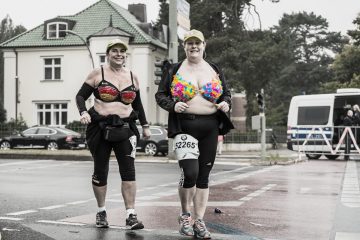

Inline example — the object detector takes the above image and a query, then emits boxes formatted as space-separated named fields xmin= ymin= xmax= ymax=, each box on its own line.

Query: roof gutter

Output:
xmin=13 ymin=48 xmax=19 ymax=122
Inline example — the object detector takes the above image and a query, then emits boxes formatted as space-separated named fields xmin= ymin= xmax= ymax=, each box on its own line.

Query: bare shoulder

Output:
xmin=85 ymin=67 xmax=101 ymax=87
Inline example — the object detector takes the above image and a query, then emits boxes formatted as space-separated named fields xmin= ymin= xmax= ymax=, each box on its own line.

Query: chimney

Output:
xmin=128 ymin=4 xmax=147 ymax=23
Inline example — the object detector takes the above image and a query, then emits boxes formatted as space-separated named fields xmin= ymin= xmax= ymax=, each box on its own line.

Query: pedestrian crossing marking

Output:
xmin=341 ymin=161 xmax=360 ymax=208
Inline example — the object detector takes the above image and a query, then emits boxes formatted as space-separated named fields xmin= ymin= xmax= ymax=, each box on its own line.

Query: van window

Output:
xmin=298 ymin=106 xmax=330 ymax=125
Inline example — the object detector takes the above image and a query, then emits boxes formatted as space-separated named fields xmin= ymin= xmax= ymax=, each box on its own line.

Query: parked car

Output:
xmin=0 ymin=126 xmax=86 ymax=150
xmin=136 ymin=125 xmax=168 ymax=156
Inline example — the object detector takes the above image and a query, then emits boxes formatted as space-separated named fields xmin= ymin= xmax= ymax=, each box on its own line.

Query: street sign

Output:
xmin=252 ymin=115 xmax=261 ymax=130
xmin=177 ymin=13 xmax=190 ymax=30
xmin=177 ymin=0 xmax=190 ymax=18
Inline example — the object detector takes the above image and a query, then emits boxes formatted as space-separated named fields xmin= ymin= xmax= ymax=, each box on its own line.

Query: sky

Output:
xmin=0 ymin=0 xmax=359 ymax=35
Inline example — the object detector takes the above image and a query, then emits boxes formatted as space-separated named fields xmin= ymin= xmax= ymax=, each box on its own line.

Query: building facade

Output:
xmin=1 ymin=0 xmax=168 ymax=127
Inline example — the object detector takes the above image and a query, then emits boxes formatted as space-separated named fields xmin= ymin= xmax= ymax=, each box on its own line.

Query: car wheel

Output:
xmin=144 ymin=142 xmax=158 ymax=156
xmin=0 ymin=141 xmax=11 ymax=150
xmin=324 ymin=154 xmax=339 ymax=160
xmin=305 ymin=153 xmax=322 ymax=160
xmin=47 ymin=141 xmax=59 ymax=151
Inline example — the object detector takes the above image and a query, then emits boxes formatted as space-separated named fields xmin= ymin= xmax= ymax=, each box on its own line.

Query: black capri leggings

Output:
xmin=91 ymin=133 xmax=137 ymax=187
xmin=178 ymin=113 xmax=219 ymax=189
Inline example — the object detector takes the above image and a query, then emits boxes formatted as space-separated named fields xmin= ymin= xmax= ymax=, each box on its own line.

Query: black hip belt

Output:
xmin=178 ymin=113 xmax=217 ymax=120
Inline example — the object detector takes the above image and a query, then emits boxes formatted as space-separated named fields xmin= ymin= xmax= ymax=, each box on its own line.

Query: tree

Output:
xmin=154 ymin=0 xmax=168 ymax=30
xmin=0 ymin=15 xmax=27 ymax=123
xmin=265 ymin=12 xmax=348 ymax=125
xmin=348 ymin=13 xmax=360 ymax=46
xmin=320 ymin=14 xmax=360 ymax=93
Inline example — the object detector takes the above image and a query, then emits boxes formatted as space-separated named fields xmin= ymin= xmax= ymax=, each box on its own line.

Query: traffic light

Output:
xmin=256 ymin=93 xmax=264 ymax=112
xmin=154 ymin=60 xmax=164 ymax=85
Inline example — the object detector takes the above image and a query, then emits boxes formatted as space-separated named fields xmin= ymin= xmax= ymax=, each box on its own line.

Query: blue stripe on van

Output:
xmin=287 ymin=127 xmax=333 ymax=140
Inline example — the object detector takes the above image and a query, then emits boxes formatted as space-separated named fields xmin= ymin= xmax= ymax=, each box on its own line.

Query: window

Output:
xmin=44 ymin=58 xmax=61 ymax=80
xmin=99 ymin=55 xmax=106 ymax=65
xmin=47 ymin=22 xmax=67 ymax=39
xmin=298 ymin=106 xmax=330 ymax=125
xmin=37 ymin=103 xmax=68 ymax=127
xmin=23 ymin=128 xmax=38 ymax=135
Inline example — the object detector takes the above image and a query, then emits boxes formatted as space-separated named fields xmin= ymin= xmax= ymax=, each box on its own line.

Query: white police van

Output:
xmin=287 ymin=88 xmax=360 ymax=160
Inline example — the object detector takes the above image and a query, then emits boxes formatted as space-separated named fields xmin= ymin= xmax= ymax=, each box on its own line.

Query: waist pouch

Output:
xmin=103 ymin=123 xmax=131 ymax=142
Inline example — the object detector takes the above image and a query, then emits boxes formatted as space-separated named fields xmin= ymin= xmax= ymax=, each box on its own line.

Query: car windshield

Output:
xmin=55 ymin=128 xmax=80 ymax=135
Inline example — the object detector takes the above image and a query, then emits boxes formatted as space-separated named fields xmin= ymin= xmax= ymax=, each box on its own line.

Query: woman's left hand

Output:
xmin=142 ymin=127 xmax=151 ymax=139
xmin=215 ymin=101 xmax=230 ymax=113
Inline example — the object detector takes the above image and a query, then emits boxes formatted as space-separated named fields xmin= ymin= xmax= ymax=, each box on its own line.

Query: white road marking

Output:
xmin=2 ymin=228 xmax=20 ymax=232
xmin=335 ymin=232 xmax=360 ymax=240
xmin=232 ymin=185 xmax=249 ymax=191
xmin=39 ymin=205 xmax=67 ymax=210
xmin=66 ymin=200 xmax=92 ymax=205
xmin=6 ymin=210 xmax=37 ymax=216
xmin=135 ymin=201 xmax=243 ymax=207
xmin=37 ymin=220 xmax=86 ymax=226
xmin=106 ymin=199 xmax=124 ymax=203
xmin=341 ymin=161 xmax=360 ymax=208
xmin=0 ymin=217 xmax=23 ymax=221
xmin=240 ymin=196 xmax=253 ymax=201
xmin=0 ymin=160 xmax=52 ymax=167
xmin=238 ymin=184 xmax=277 ymax=202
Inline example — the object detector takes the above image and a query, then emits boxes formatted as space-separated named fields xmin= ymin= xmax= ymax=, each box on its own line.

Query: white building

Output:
xmin=0 ymin=0 xmax=168 ymax=127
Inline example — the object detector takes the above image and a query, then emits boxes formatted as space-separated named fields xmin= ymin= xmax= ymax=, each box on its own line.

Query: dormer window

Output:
xmin=47 ymin=22 xmax=68 ymax=39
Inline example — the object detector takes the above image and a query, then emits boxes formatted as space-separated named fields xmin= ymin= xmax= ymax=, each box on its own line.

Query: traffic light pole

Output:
xmin=167 ymin=0 xmax=179 ymax=159
xmin=168 ymin=0 xmax=178 ymax=63
xmin=260 ymin=88 xmax=266 ymax=162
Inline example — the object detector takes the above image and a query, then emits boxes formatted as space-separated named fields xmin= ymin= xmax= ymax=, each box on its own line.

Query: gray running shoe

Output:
xmin=193 ymin=219 xmax=211 ymax=239
xmin=178 ymin=213 xmax=194 ymax=236
xmin=126 ymin=213 xmax=144 ymax=230
xmin=96 ymin=210 xmax=109 ymax=228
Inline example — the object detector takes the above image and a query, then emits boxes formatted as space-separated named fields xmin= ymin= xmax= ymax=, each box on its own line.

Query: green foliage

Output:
xmin=0 ymin=15 xmax=27 ymax=120
xmin=348 ymin=13 xmax=360 ymax=45
xmin=154 ymin=0 xmax=168 ymax=29
xmin=0 ymin=114 xmax=28 ymax=137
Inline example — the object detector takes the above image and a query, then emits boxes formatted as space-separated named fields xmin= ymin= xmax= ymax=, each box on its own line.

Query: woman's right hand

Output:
xmin=80 ymin=111 xmax=91 ymax=125
xmin=174 ymin=102 xmax=189 ymax=113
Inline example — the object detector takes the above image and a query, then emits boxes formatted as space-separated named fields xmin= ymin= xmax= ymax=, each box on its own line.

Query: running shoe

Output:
xmin=96 ymin=210 xmax=109 ymax=228
xmin=193 ymin=219 xmax=211 ymax=239
xmin=126 ymin=213 xmax=144 ymax=230
xmin=178 ymin=213 xmax=194 ymax=236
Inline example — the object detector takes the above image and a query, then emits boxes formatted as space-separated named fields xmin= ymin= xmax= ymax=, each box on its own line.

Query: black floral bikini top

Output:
xmin=93 ymin=66 xmax=137 ymax=105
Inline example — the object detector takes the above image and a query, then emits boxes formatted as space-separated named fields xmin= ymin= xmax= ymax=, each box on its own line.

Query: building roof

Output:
xmin=0 ymin=0 xmax=166 ymax=50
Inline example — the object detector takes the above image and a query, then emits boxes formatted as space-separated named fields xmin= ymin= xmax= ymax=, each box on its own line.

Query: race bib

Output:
xmin=173 ymin=134 xmax=199 ymax=160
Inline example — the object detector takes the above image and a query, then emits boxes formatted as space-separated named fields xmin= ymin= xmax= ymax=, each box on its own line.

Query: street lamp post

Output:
xmin=65 ymin=30 xmax=95 ymax=69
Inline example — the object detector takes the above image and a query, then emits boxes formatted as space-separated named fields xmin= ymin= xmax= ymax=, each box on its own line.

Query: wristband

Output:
xmin=81 ymin=111 xmax=88 ymax=116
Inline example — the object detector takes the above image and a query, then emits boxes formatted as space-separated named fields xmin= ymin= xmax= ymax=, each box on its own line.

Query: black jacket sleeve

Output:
xmin=132 ymin=90 xmax=148 ymax=126
xmin=155 ymin=62 xmax=179 ymax=113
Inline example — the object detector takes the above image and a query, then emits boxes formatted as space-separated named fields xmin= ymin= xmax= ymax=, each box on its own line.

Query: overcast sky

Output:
xmin=1 ymin=0 xmax=359 ymax=35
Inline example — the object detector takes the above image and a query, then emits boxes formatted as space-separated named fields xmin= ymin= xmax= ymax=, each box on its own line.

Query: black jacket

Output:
xmin=155 ymin=60 xmax=234 ymax=138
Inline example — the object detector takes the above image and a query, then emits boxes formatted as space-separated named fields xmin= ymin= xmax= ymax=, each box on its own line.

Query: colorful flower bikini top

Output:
xmin=170 ymin=73 xmax=223 ymax=103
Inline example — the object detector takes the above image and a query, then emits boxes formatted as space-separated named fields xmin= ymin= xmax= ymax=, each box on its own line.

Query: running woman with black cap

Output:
xmin=76 ymin=38 xmax=150 ymax=230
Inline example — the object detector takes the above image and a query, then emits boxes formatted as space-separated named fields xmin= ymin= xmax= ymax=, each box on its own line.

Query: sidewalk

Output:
xmin=0 ymin=147 xmax=300 ymax=165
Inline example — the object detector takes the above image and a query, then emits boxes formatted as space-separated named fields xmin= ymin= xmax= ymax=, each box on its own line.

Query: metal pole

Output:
xmin=260 ymin=88 xmax=266 ymax=161
xmin=65 ymin=30 xmax=95 ymax=69
xmin=168 ymin=0 xmax=178 ymax=159
xmin=168 ymin=0 xmax=178 ymax=63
